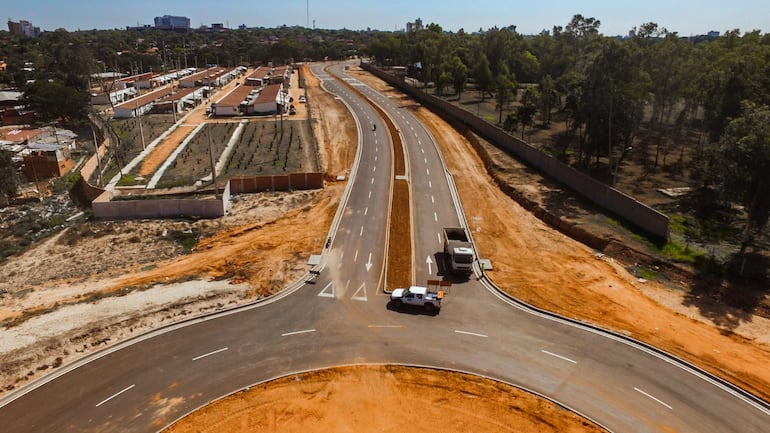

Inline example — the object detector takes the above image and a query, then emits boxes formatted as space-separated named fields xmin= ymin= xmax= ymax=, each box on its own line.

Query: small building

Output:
xmin=1 ymin=106 xmax=36 ymax=126
xmin=113 ymin=87 xmax=173 ymax=118
xmin=22 ymin=130 xmax=76 ymax=180
xmin=252 ymin=83 xmax=283 ymax=115
xmin=215 ymin=84 xmax=256 ymax=116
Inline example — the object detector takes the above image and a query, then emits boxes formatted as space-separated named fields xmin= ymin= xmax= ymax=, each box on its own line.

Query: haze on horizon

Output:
xmin=5 ymin=0 xmax=769 ymax=36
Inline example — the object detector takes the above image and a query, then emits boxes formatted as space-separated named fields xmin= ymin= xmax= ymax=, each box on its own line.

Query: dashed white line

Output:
xmin=354 ymin=250 xmax=359 ymax=262
xmin=424 ymin=157 xmax=428 ymax=164
xmin=437 ymin=232 xmax=442 ymax=244
xmin=368 ymin=325 xmax=404 ymax=328
xmin=634 ymin=387 xmax=673 ymax=410
xmin=426 ymin=168 xmax=430 ymax=176
xmin=371 ymin=177 xmax=375 ymax=184
xmin=454 ymin=330 xmax=488 ymax=338
xmin=373 ymin=166 xmax=376 ymax=172
xmin=434 ymin=212 xmax=438 ymax=222
xmin=431 ymin=195 xmax=435 ymax=204
xmin=428 ymin=181 xmax=432 ymax=188
xmin=192 ymin=347 xmax=229 ymax=361
xmin=282 ymin=329 xmax=317 ymax=337
xmin=541 ymin=350 xmax=577 ymax=364
xmin=368 ymin=191 xmax=372 ymax=198
xmin=421 ymin=148 xmax=425 ymax=154
xmin=95 ymin=384 xmax=135 ymax=408
xmin=364 ymin=207 xmax=369 ymax=215
xmin=374 ymin=156 xmax=378 ymax=162
xmin=360 ymin=225 xmax=364 ymax=236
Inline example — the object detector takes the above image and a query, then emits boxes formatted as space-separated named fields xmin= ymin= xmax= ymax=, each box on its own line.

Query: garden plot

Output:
xmin=222 ymin=119 xmax=319 ymax=177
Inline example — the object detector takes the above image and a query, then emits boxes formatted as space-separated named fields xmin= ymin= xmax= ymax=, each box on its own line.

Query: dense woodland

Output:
xmin=0 ymin=16 xmax=768 ymax=275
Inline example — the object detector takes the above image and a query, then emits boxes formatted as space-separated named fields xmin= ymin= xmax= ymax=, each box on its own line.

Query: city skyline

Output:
xmin=4 ymin=0 xmax=769 ymax=36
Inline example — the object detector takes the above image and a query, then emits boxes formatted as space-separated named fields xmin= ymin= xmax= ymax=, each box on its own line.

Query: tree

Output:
xmin=22 ymin=80 xmax=90 ymax=125
xmin=495 ymin=64 xmax=517 ymax=124
xmin=518 ymin=87 xmax=540 ymax=139
xmin=474 ymin=53 xmax=493 ymax=101
xmin=444 ymin=55 xmax=467 ymax=98
xmin=0 ymin=150 xmax=19 ymax=205
xmin=715 ymin=101 xmax=770 ymax=265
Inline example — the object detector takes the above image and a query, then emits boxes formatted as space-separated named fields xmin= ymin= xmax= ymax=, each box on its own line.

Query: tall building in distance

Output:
xmin=7 ymin=19 xmax=41 ymax=37
xmin=154 ymin=15 xmax=191 ymax=31
xmin=406 ymin=18 xmax=423 ymax=33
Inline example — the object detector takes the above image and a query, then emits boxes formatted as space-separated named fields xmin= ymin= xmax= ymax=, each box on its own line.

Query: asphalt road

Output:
xmin=0 ymin=63 xmax=768 ymax=433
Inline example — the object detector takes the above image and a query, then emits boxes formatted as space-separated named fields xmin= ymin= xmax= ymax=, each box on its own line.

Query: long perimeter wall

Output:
xmin=360 ymin=62 xmax=669 ymax=240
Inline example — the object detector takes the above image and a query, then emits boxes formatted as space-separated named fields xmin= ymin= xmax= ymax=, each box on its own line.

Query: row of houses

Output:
xmin=90 ymin=68 xmax=198 ymax=106
xmin=212 ymin=65 xmax=293 ymax=117
xmin=113 ymin=85 xmax=209 ymax=118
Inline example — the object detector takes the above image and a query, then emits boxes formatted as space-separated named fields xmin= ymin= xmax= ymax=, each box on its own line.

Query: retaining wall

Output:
xmin=229 ymin=172 xmax=324 ymax=194
xmin=360 ymin=62 xmax=669 ymax=240
xmin=92 ymin=181 xmax=231 ymax=220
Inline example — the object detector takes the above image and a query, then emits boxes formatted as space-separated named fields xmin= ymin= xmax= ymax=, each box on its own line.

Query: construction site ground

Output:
xmin=0 ymin=63 xmax=768 ymax=432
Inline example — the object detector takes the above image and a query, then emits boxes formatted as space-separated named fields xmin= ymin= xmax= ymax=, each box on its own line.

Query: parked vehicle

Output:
xmin=390 ymin=286 xmax=443 ymax=313
xmin=298 ymin=95 xmax=307 ymax=103
xmin=443 ymin=227 xmax=473 ymax=275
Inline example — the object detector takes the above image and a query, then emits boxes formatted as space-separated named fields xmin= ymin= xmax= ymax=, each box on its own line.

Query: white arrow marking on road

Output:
xmin=318 ymin=282 xmax=335 ymax=298
xmin=351 ymin=283 xmax=367 ymax=301
xmin=426 ymin=256 xmax=433 ymax=275
xmin=366 ymin=253 xmax=373 ymax=272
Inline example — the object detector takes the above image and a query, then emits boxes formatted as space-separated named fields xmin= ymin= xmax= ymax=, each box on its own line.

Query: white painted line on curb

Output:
xmin=541 ymin=350 xmax=577 ymax=364
xmin=192 ymin=347 xmax=229 ymax=361
xmin=634 ymin=387 xmax=673 ymax=410
xmin=282 ymin=329 xmax=317 ymax=337
xmin=96 ymin=384 xmax=135 ymax=408
xmin=454 ymin=330 xmax=488 ymax=338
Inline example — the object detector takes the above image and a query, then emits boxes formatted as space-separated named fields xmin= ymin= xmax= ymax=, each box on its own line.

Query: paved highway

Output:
xmin=0 ymin=63 xmax=767 ymax=433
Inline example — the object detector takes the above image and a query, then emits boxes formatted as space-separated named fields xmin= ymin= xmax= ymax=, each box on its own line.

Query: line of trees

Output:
xmin=365 ymin=16 xmax=770 ymax=268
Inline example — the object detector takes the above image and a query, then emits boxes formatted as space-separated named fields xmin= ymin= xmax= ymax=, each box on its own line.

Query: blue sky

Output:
xmin=6 ymin=0 xmax=769 ymax=36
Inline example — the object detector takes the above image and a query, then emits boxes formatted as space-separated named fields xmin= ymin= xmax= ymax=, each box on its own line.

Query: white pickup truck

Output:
xmin=390 ymin=286 xmax=443 ymax=313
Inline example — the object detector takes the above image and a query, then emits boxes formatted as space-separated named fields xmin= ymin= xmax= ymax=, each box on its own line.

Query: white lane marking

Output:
xmin=426 ymin=168 xmax=430 ymax=176
xmin=192 ymin=347 xmax=229 ymax=361
xmin=282 ymin=329 xmax=317 ymax=337
xmin=374 ymin=155 xmax=378 ymax=162
xmin=454 ymin=330 xmax=488 ymax=338
xmin=428 ymin=181 xmax=432 ymax=188
xmin=368 ymin=324 xmax=404 ymax=328
xmin=360 ymin=225 xmax=364 ymax=236
xmin=373 ymin=166 xmax=376 ymax=172
xmin=431 ymin=195 xmax=435 ymax=204
xmin=364 ymin=207 xmax=369 ymax=215
xmin=437 ymin=232 xmax=442 ymax=244
xmin=418 ymin=139 xmax=422 ymax=145
xmin=371 ymin=177 xmax=375 ymax=184
xmin=369 ymin=191 xmax=372 ymax=198
xmin=421 ymin=148 xmax=424 ymax=154
xmin=375 ymin=139 xmax=378 ymax=145
xmin=376 ymin=147 xmax=379 ymax=152
xmin=424 ymin=157 xmax=428 ymax=164
xmin=354 ymin=250 xmax=359 ymax=262
xmin=541 ymin=350 xmax=577 ymax=364
xmin=634 ymin=387 xmax=673 ymax=410
xmin=434 ymin=212 xmax=438 ymax=222
xmin=318 ymin=282 xmax=335 ymax=298
xmin=95 ymin=384 xmax=135 ymax=408
xmin=351 ymin=283 xmax=367 ymax=301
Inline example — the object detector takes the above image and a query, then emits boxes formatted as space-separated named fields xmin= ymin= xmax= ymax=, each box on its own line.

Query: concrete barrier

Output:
xmin=360 ymin=62 xmax=669 ymax=240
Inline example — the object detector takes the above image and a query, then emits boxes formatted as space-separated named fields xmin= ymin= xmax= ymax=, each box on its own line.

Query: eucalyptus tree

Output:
xmin=713 ymin=101 xmax=770 ymax=266
xmin=577 ymin=38 xmax=651 ymax=173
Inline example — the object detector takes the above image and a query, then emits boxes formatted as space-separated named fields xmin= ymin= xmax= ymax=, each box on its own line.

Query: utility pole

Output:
xmin=207 ymin=124 xmax=218 ymax=198
xmin=138 ymin=115 xmax=146 ymax=150
xmin=91 ymin=128 xmax=103 ymax=187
